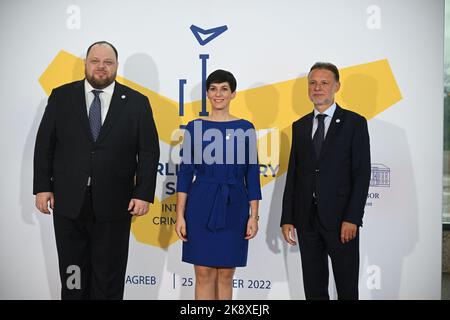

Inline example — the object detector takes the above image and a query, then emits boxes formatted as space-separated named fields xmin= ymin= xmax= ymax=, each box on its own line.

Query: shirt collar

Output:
xmin=84 ymin=79 xmax=115 ymax=96
xmin=314 ymin=102 xmax=336 ymax=119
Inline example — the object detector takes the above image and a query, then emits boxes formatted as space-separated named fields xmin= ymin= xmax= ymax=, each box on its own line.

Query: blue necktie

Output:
xmin=313 ymin=114 xmax=327 ymax=157
xmin=89 ymin=90 xmax=103 ymax=141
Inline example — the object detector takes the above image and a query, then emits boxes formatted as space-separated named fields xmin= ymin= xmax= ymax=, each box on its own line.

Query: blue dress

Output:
xmin=177 ymin=119 xmax=262 ymax=267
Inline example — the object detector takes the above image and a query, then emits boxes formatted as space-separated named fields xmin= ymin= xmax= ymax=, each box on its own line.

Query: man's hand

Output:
xmin=340 ymin=221 xmax=357 ymax=244
xmin=35 ymin=192 xmax=54 ymax=214
xmin=281 ymin=224 xmax=297 ymax=245
xmin=128 ymin=199 xmax=150 ymax=216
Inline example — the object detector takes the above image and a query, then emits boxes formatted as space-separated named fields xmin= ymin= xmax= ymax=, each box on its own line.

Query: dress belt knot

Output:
xmin=195 ymin=176 xmax=238 ymax=232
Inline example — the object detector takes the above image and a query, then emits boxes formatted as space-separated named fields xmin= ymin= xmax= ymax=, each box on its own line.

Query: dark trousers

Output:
xmin=298 ymin=202 xmax=360 ymax=300
xmin=53 ymin=187 xmax=131 ymax=300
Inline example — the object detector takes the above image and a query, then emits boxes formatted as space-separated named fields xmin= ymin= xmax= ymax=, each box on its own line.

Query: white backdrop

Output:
xmin=0 ymin=0 xmax=443 ymax=299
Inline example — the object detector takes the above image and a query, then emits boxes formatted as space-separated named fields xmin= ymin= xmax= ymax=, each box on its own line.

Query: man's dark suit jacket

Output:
xmin=281 ymin=105 xmax=370 ymax=230
xmin=33 ymin=80 xmax=160 ymax=221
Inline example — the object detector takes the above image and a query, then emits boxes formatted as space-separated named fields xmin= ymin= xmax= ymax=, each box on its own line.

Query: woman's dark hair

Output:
xmin=206 ymin=69 xmax=237 ymax=92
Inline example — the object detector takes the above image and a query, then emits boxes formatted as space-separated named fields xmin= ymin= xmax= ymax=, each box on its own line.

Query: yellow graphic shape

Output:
xmin=131 ymin=194 xmax=178 ymax=248
xmin=39 ymin=50 xmax=85 ymax=96
xmin=40 ymin=51 xmax=401 ymax=248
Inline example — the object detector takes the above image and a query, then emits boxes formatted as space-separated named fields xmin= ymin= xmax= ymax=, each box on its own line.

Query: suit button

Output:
xmin=91 ymin=151 xmax=95 ymax=155
xmin=315 ymin=169 xmax=319 ymax=173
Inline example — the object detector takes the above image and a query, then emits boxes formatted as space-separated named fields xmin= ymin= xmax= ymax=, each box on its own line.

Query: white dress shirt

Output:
xmin=311 ymin=103 xmax=337 ymax=138
xmin=84 ymin=80 xmax=115 ymax=185
xmin=84 ymin=80 xmax=115 ymax=124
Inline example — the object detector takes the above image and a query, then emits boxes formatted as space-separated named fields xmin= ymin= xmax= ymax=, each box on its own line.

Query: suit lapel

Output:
xmin=72 ymin=80 xmax=93 ymax=142
xmin=303 ymin=111 xmax=315 ymax=159
xmin=319 ymin=104 xmax=344 ymax=160
xmin=95 ymin=81 xmax=127 ymax=144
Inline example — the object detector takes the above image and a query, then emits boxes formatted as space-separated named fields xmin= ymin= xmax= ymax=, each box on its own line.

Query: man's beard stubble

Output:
xmin=85 ymin=70 xmax=117 ymax=89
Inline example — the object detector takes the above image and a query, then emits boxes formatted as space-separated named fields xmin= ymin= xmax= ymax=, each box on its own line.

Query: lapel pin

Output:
xmin=121 ymin=95 xmax=126 ymax=99
xmin=336 ymin=119 xmax=341 ymax=123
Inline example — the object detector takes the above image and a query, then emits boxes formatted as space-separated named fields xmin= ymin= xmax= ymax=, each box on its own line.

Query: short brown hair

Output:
xmin=309 ymin=62 xmax=339 ymax=82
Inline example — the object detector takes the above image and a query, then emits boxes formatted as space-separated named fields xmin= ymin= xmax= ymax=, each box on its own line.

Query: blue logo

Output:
xmin=190 ymin=24 xmax=228 ymax=46
xmin=370 ymin=163 xmax=390 ymax=187
xmin=179 ymin=24 xmax=228 ymax=121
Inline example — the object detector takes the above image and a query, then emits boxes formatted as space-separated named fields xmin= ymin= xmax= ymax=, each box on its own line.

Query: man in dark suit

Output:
xmin=33 ymin=41 xmax=160 ymax=299
xmin=281 ymin=62 xmax=370 ymax=300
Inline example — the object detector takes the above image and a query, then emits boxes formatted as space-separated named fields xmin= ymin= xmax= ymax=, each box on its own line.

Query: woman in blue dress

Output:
xmin=175 ymin=69 xmax=262 ymax=300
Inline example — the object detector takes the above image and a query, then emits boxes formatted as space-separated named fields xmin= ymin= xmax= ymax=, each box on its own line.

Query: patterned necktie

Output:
xmin=89 ymin=90 xmax=103 ymax=141
xmin=313 ymin=114 xmax=327 ymax=158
